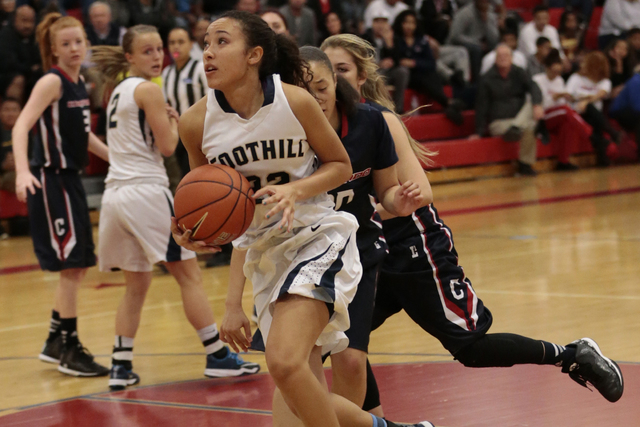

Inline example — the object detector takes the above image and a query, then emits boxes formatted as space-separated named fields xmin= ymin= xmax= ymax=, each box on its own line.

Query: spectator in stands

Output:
xmin=418 ymin=0 xmax=456 ymax=45
xmin=481 ymin=29 xmax=527 ymax=75
xmin=0 ymin=97 xmax=19 ymax=193
xmin=527 ymin=36 xmax=551 ymax=78
xmin=566 ymin=51 xmax=621 ymax=166
xmin=0 ymin=5 xmax=39 ymax=102
xmin=609 ymin=71 xmax=640 ymax=159
xmin=435 ymin=39 xmax=471 ymax=87
xmin=1 ymin=0 xmax=16 ymax=28
xmin=448 ymin=0 xmax=500 ymax=81
xmin=363 ymin=0 xmax=408 ymax=31
xmin=323 ymin=11 xmax=342 ymax=39
xmin=190 ymin=18 xmax=209 ymax=59
xmin=532 ymin=49 xmax=591 ymax=171
xmin=307 ymin=0 xmax=343 ymax=42
xmin=128 ymin=0 xmax=176 ymax=41
xmin=235 ymin=0 xmax=259 ymax=13
xmin=472 ymin=44 xmax=544 ymax=176
xmin=598 ymin=0 xmax=640 ymax=50
xmin=261 ymin=9 xmax=291 ymax=37
xmin=605 ymin=38 xmax=634 ymax=98
xmin=361 ymin=9 xmax=409 ymax=113
xmin=394 ymin=9 xmax=464 ymax=124
xmin=547 ymin=0 xmax=593 ymax=24
xmin=518 ymin=5 xmax=567 ymax=69
xmin=558 ymin=10 xmax=584 ymax=74
xmin=627 ymin=27 xmax=640 ymax=66
xmin=86 ymin=1 xmax=125 ymax=47
xmin=280 ymin=0 xmax=317 ymax=46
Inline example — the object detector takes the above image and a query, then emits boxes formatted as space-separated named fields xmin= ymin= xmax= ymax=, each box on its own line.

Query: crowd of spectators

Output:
xmin=1 ymin=0 xmax=640 ymax=203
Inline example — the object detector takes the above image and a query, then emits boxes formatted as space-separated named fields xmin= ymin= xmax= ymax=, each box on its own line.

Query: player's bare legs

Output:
xmin=115 ymin=271 xmax=153 ymax=338
xmin=164 ymin=258 xmax=213 ymax=329
xmin=55 ymin=268 xmax=87 ymax=318
xmin=330 ymin=348 xmax=368 ymax=406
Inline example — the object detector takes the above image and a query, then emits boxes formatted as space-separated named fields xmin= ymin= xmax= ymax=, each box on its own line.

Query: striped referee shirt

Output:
xmin=161 ymin=58 xmax=207 ymax=115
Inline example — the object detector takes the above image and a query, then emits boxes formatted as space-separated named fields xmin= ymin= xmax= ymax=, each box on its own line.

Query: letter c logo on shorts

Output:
xmin=54 ymin=218 xmax=66 ymax=237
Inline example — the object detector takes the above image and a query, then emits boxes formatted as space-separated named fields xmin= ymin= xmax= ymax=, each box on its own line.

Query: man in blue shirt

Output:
xmin=609 ymin=72 xmax=640 ymax=160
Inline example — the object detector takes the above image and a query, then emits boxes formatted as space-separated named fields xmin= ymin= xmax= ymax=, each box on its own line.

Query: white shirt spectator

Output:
xmin=518 ymin=21 xmax=565 ymax=59
xmin=565 ymin=73 xmax=612 ymax=111
xmin=532 ymin=72 xmax=567 ymax=110
xmin=363 ymin=0 xmax=408 ymax=30
xmin=481 ymin=49 xmax=528 ymax=75
xmin=599 ymin=0 xmax=640 ymax=37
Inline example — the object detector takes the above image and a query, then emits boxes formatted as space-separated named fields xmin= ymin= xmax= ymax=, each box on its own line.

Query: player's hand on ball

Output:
xmin=253 ymin=184 xmax=298 ymax=232
xmin=170 ymin=217 xmax=221 ymax=253
xmin=393 ymin=180 xmax=424 ymax=217
xmin=220 ymin=307 xmax=252 ymax=353
xmin=15 ymin=171 xmax=41 ymax=203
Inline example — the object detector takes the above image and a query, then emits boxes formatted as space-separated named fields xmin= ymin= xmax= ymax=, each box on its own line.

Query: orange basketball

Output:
xmin=174 ymin=164 xmax=255 ymax=245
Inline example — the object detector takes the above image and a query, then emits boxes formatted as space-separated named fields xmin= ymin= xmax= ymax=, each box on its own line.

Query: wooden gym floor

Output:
xmin=1 ymin=165 xmax=639 ymax=426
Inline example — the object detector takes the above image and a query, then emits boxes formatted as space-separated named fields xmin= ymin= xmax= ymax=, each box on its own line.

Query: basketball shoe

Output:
xmin=204 ymin=351 xmax=260 ymax=378
xmin=389 ymin=421 xmax=435 ymax=427
xmin=109 ymin=365 xmax=140 ymax=391
xmin=562 ymin=337 xmax=624 ymax=402
xmin=39 ymin=335 xmax=63 ymax=364
xmin=58 ymin=344 xmax=110 ymax=377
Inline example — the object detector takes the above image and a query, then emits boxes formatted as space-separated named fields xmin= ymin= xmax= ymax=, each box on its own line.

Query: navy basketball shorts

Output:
xmin=344 ymin=262 xmax=379 ymax=353
xmin=372 ymin=239 xmax=493 ymax=355
xmin=27 ymin=168 xmax=96 ymax=272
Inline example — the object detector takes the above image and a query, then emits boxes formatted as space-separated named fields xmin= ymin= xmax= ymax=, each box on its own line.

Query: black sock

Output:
xmin=59 ymin=317 xmax=79 ymax=348
xmin=197 ymin=324 xmax=228 ymax=358
xmin=213 ymin=346 xmax=229 ymax=359
xmin=455 ymin=333 xmax=573 ymax=367
xmin=46 ymin=310 xmax=61 ymax=342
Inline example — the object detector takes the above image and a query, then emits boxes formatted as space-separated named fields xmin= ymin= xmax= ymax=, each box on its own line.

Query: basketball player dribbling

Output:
xmin=12 ymin=13 xmax=110 ymax=377
xmin=320 ymin=34 xmax=624 ymax=412
xmin=90 ymin=24 xmax=259 ymax=391
xmin=171 ymin=11 xmax=433 ymax=427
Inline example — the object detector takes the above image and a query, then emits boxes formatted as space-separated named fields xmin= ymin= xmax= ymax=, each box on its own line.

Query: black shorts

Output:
xmin=344 ymin=262 xmax=379 ymax=353
xmin=372 ymin=267 xmax=493 ymax=355
xmin=27 ymin=167 xmax=96 ymax=272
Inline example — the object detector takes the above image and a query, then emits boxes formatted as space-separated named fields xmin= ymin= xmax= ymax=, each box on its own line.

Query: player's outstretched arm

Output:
xmin=12 ymin=74 xmax=62 ymax=202
xmin=220 ymin=248 xmax=252 ymax=353
xmin=88 ymin=132 xmax=109 ymax=161
xmin=179 ymin=96 xmax=209 ymax=171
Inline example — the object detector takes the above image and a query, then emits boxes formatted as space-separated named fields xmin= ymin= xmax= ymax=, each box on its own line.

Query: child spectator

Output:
xmin=394 ymin=9 xmax=463 ymax=123
xmin=566 ymin=52 xmax=621 ymax=166
xmin=481 ymin=29 xmax=527 ymax=75
xmin=527 ymin=36 xmax=551 ymax=77
xmin=605 ymin=38 xmax=634 ymax=98
xmin=361 ymin=9 xmax=409 ymax=113
xmin=558 ymin=10 xmax=584 ymax=74
xmin=532 ymin=49 xmax=591 ymax=171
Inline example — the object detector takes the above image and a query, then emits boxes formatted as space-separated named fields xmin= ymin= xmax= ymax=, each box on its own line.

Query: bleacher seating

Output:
xmin=403 ymin=86 xmax=453 ymax=114
xmin=0 ymin=190 xmax=28 ymax=220
xmin=584 ymin=6 xmax=603 ymax=51
xmin=549 ymin=7 xmax=563 ymax=28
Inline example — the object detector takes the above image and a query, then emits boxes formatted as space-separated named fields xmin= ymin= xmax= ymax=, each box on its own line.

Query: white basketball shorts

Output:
xmin=98 ymin=183 xmax=195 ymax=272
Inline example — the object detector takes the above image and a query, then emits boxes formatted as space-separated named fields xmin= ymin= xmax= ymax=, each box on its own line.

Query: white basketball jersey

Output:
xmin=202 ymin=74 xmax=334 ymax=248
xmin=105 ymin=77 xmax=169 ymax=186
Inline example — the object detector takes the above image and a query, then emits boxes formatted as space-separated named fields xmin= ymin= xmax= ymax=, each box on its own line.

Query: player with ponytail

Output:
xmin=12 ymin=13 xmax=110 ymax=377
xmin=172 ymin=11 xmax=433 ymax=427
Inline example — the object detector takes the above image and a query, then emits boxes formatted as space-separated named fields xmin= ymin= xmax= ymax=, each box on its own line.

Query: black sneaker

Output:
xmin=58 ymin=344 xmax=110 ymax=377
xmin=563 ymin=338 xmax=624 ymax=403
xmin=39 ymin=335 xmax=63 ymax=364
xmin=556 ymin=161 xmax=579 ymax=171
xmin=516 ymin=161 xmax=537 ymax=177
xmin=503 ymin=125 xmax=523 ymax=142
xmin=109 ymin=365 xmax=140 ymax=391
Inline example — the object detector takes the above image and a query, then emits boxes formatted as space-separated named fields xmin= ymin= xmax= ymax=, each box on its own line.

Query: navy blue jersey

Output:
xmin=330 ymin=103 xmax=398 ymax=268
xmin=363 ymin=99 xmax=392 ymax=113
xmin=31 ymin=67 xmax=91 ymax=170
xmin=381 ymin=204 xmax=456 ymax=273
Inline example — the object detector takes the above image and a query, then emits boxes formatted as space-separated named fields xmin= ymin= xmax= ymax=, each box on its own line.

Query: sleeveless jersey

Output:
xmin=330 ymin=104 xmax=397 ymax=268
xmin=105 ymin=77 xmax=169 ymax=186
xmin=202 ymin=74 xmax=332 ymax=248
xmin=31 ymin=67 xmax=91 ymax=170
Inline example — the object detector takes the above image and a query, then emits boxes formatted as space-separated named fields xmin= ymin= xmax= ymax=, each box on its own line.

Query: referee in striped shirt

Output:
xmin=162 ymin=27 xmax=207 ymax=178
